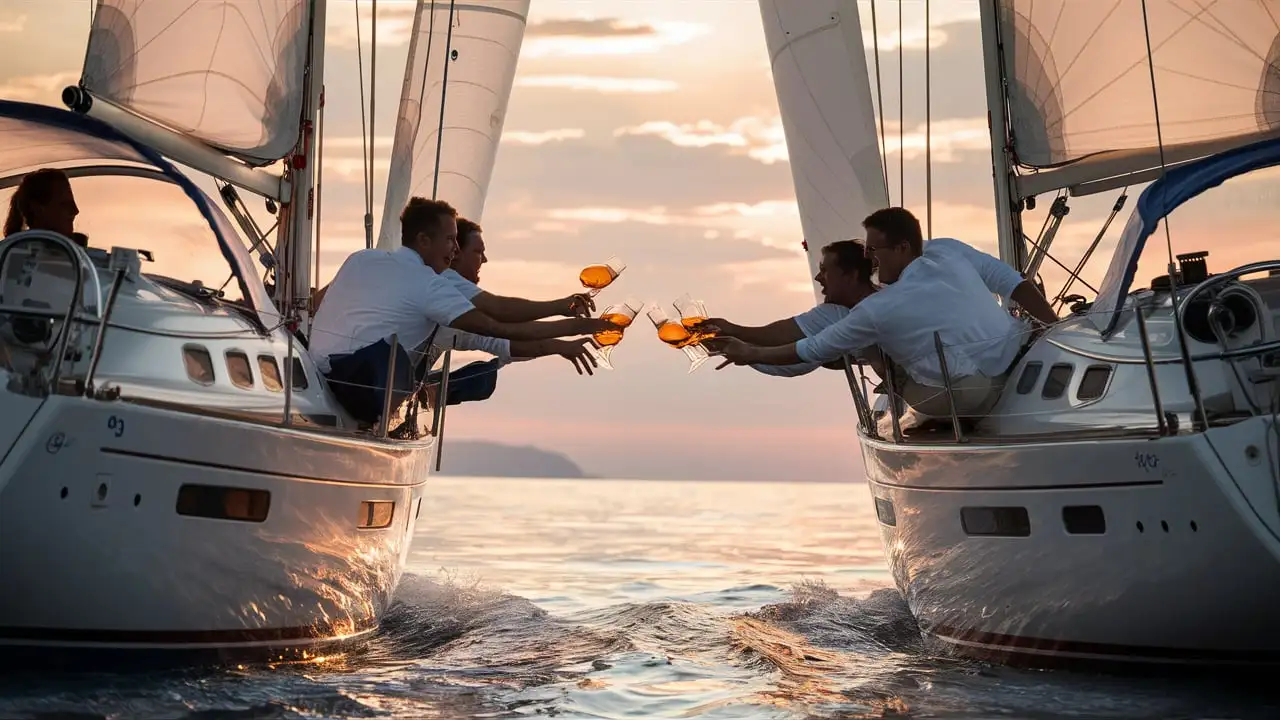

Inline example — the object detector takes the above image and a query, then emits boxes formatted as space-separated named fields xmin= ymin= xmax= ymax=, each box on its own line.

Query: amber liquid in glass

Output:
xmin=593 ymin=312 xmax=632 ymax=347
xmin=579 ymin=265 xmax=617 ymax=291
xmin=657 ymin=322 xmax=698 ymax=348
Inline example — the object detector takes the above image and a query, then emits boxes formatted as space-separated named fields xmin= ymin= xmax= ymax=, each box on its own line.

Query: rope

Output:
xmin=870 ymin=0 xmax=890 ymax=198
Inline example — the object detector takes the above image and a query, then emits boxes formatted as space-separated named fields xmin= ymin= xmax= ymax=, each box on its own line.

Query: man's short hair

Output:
xmin=821 ymin=239 xmax=873 ymax=281
xmin=400 ymin=197 xmax=457 ymax=245
xmin=863 ymin=207 xmax=923 ymax=256
xmin=457 ymin=217 xmax=483 ymax=250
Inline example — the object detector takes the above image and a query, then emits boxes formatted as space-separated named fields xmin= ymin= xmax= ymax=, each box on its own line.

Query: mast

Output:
xmin=977 ymin=0 xmax=1024 ymax=271
xmin=278 ymin=0 xmax=327 ymax=322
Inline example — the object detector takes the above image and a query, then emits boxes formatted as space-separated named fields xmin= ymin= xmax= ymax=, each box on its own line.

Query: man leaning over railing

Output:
xmin=712 ymin=207 xmax=1058 ymax=422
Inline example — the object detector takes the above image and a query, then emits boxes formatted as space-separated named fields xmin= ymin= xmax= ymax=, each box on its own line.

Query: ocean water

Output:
xmin=1 ymin=476 xmax=1276 ymax=719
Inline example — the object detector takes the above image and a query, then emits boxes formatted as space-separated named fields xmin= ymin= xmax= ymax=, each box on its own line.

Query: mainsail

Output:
xmin=80 ymin=0 xmax=312 ymax=165
xmin=756 ymin=0 xmax=888 ymax=302
xmin=376 ymin=0 xmax=530 ymax=249
xmin=993 ymin=0 xmax=1280 ymax=192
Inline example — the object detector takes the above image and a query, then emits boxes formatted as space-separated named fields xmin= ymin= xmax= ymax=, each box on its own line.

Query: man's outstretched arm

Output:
xmin=716 ymin=307 xmax=876 ymax=367
xmin=450 ymin=308 xmax=612 ymax=342
xmin=701 ymin=317 xmax=805 ymax=346
xmin=471 ymin=291 xmax=595 ymax=322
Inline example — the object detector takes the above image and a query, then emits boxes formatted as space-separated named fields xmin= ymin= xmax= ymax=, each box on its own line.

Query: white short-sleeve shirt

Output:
xmin=796 ymin=238 xmax=1028 ymax=384
xmin=308 ymin=247 xmax=476 ymax=373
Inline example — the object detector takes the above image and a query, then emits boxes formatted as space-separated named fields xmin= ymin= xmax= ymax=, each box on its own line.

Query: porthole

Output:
xmin=226 ymin=351 xmax=254 ymax=390
xmin=183 ymin=345 xmax=215 ymax=385
xmin=289 ymin=356 xmax=309 ymax=390
xmin=1041 ymin=363 xmax=1073 ymax=400
xmin=258 ymin=355 xmax=283 ymax=392
xmin=1015 ymin=362 xmax=1042 ymax=394
xmin=1077 ymin=365 xmax=1112 ymax=402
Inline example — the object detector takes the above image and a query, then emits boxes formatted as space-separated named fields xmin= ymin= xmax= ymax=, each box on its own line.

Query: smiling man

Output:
xmin=425 ymin=217 xmax=594 ymax=408
xmin=716 ymin=207 xmax=1058 ymax=420
xmin=698 ymin=239 xmax=876 ymax=377
xmin=308 ymin=199 xmax=610 ymax=425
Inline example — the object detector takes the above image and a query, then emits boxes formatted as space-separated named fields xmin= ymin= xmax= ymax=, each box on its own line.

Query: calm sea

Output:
xmin=1 ymin=477 xmax=1275 ymax=719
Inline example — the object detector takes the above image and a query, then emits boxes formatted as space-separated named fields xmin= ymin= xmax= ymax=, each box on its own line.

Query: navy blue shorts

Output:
xmin=323 ymin=339 xmax=423 ymax=424
xmin=426 ymin=358 xmax=501 ymax=406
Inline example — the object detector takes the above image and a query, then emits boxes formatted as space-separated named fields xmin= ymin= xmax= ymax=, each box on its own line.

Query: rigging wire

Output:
xmin=1140 ymin=0 xmax=1208 ymax=431
xmin=369 ymin=0 xmax=377 ymax=243
xmin=355 ymin=0 xmax=373 ymax=248
xmin=924 ymin=0 xmax=932 ymax=239
xmin=897 ymin=0 xmax=904 ymax=206
xmin=1140 ymin=1 xmax=1174 ymax=268
xmin=870 ymin=0 xmax=890 ymax=200
xmin=314 ymin=86 xmax=326 ymax=298
xmin=431 ymin=0 xmax=458 ymax=200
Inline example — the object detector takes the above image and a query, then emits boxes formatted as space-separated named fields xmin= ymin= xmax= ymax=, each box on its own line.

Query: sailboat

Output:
xmin=0 ymin=0 xmax=527 ymax=662
xmin=761 ymin=0 xmax=1280 ymax=665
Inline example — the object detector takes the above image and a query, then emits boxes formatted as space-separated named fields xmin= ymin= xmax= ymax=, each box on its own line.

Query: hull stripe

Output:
xmin=0 ymin=618 xmax=378 ymax=647
xmin=100 ymin=447 xmax=426 ymax=488
xmin=930 ymin=625 xmax=1280 ymax=664
xmin=871 ymin=479 xmax=1163 ymax=492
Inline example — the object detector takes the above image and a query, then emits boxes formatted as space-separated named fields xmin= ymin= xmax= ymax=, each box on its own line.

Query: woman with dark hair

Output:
xmin=4 ymin=168 xmax=83 ymax=246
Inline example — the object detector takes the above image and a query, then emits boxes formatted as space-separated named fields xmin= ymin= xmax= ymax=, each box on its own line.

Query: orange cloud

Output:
xmin=503 ymin=128 xmax=587 ymax=146
xmin=522 ymin=20 xmax=708 ymax=58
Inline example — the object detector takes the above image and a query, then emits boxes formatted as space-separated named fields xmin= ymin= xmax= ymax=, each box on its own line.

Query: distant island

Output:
xmin=436 ymin=440 xmax=590 ymax=478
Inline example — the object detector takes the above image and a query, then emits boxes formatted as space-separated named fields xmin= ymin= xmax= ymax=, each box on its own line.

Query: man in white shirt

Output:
xmin=424 ymin=217 xmax=572 ymax=406
xmin=308 ymin=198 xmax=612 ymax=424
xmin=715 ymin=207 xmax=1058 ymax=419
xmin=696 ymin=239 xmax=876 ymax=377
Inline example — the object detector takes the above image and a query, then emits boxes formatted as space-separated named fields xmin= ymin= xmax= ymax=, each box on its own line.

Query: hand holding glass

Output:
xmin=589 ymin=298 xmax=643 ymax=370
xmin=647 ymin=304 xmax=710 ymax=373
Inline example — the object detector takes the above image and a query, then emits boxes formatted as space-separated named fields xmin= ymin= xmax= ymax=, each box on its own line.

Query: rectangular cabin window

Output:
xmin=225 ymin=351 xmax=254 ymax=390
xmin=183 ymin=345 xmax=215 ymax=385
xmin=176 ymin=484 xmax=270 ymax=523
xmin=1076 ymin=365 xmax=1113 ymax=402
xmin=1041 ymin=364 xmax=1073 ymax=400
xmin=961 ymin=506 xmax=1030 ymax=537
xmin=874 ymin=496 xmax=896 ymax=526
xmin=258 ymin=355 xmax=283 ymax=392
xmin=289 ymin=356 xmax=309 ymax=390
xmin=1015 ymin=362 xmax=1042 ymax=395
xmin=358 ymin=501 xmax=395 ymax=529
xmin=1062 ymin=505 xmax=1106 ymax=534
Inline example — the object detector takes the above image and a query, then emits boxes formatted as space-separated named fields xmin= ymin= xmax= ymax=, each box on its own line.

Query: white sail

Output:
xmin=756 ymin=0 xmax=888 ymax=302
xmin=81 ymin=0 xmax=311 ymax=164
xmin=376 ymin=0 xmax=530 ymax=249
xmin=994 ymin=0 xmax=1280 ymax=185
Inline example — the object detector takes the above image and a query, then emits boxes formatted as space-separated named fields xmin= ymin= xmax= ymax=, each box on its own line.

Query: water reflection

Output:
xmin=0 ymin=477 xmax=1276 ymax=719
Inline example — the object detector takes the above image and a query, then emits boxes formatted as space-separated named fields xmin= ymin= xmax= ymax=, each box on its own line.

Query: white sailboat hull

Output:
xmin=0 ymin=394 xmax=430 ymax=661
xmin=861 ymin=417 xmax=1280 ymax=665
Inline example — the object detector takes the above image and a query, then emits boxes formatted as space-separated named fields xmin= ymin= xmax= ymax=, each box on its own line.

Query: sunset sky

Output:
xmin=3 ymin=1 xmax=1278 ymax=482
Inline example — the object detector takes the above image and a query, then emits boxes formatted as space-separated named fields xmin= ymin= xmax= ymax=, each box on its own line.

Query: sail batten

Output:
xmin=756 ymin=0 xmax=888 ymax=302
xmin=376 ymin=0 xmax=530 ymax=248
xmin=81 ymin=0 xmax=311 ymax=165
